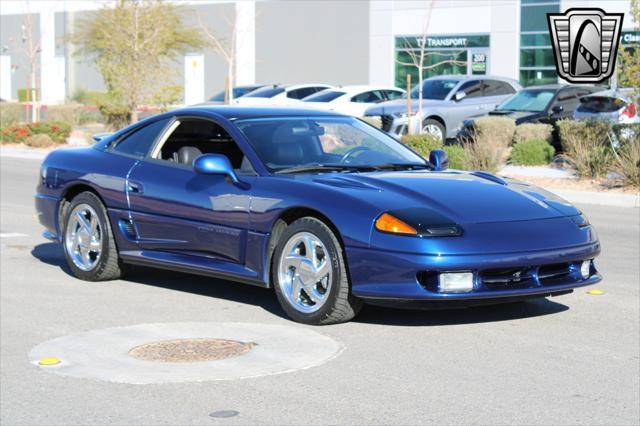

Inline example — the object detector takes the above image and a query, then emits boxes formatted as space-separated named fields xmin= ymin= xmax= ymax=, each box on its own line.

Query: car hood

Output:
xmin=365 ymin=99 xmax=449 ymax=115
xmin=488 ymin=110 xmax=544 ymax=123
xmin=313 ymin=170 xmax=579 ymax=224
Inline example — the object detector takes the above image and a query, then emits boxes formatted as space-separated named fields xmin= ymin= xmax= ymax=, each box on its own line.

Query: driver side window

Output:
xmin=457 ymin=80 xmax=482 ymax=99
xmin=152 ymin=118 xmax=255 ymax=174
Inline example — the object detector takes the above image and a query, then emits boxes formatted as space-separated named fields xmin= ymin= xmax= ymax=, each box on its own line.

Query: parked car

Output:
xmin=364 ymin=75 xmax=521 ymax=141
xmin=36 ymin=105 xmax=601 ymax=325
xmin=207 ymin=84 xmax=266 ymax=104
xmin=233 ymin=84 xmax=332 ymax=106
xmin=301 ymin=85 xmax=405 ymax=117
xmin=574 ymin=89 xmax=639 ymax=124
xmin=458 ymin=85 xmax=601 ymax=150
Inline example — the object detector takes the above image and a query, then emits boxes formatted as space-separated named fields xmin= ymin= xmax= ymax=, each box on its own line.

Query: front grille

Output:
xmin=538 ymin=262 xmax=575 ymax=286
xmin=381 ymin=115 xmax=394 ymax=132
xmin=480 ymin=267 xmax=535 ymax=289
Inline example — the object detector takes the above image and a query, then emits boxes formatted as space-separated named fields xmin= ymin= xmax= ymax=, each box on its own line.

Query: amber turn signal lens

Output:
xmin=375 ymin=213 xmax=417 ymax=235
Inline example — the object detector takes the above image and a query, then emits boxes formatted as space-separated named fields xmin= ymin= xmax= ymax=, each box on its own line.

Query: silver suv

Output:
xmin=364 ymin=75 xmax=521 ymax=141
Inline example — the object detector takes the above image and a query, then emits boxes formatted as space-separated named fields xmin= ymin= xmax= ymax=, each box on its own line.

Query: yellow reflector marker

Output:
xmin=587 ymin=289 xmax=604 ymax=295
xmin=375 ymin=213 xmax=417 ymax=235
xmin=38 ymin=357 xmax=61 ymax=366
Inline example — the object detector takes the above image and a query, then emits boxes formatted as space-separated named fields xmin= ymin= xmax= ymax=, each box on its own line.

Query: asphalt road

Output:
xmin=1 ymin=155 xmax=639 ymax=425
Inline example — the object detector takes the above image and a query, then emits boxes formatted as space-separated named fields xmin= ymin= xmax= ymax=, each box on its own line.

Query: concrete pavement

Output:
xmin=1 ymin=155 xmax=639 ymax=425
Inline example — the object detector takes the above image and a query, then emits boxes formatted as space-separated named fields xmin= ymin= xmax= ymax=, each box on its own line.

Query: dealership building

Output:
xmin=0 ymin=0 xmax=637 ymax=105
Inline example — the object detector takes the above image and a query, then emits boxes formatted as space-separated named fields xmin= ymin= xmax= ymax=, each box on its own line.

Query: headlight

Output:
xmin=375 ymin=209 xmax=463 ymax=237
xmin=375 ymin=213 xmax=417 ymax=235
xmin=392 ymin=111 xmax=416 ymax=119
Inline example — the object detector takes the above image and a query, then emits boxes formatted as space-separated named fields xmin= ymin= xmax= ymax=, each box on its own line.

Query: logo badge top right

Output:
xmin=548 ymin=8 xmax=624 ymax=83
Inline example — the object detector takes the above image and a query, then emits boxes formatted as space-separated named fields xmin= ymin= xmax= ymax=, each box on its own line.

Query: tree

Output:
xmin=396 ymin=0 xmax=466 ymax=134
xmin=616 ymin=0 xmax=640 ymax=107
xmin=197 ymin=11 xmax=237 ymax=103
xmin=18 ymin=10 xmax=41 ymax=123
xmin=72 ymin=0 xmax=204 ymax=123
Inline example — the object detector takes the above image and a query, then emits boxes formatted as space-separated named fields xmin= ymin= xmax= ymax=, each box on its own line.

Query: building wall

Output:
xmin=0 ymin=13 xmax=41 ymax=100
xmin=255 ymin=0 xmax=369 ymax=85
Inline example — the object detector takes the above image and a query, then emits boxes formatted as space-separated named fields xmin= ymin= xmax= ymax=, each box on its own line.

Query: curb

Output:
xmin=549 ymin=188 xmax=640 ymax=209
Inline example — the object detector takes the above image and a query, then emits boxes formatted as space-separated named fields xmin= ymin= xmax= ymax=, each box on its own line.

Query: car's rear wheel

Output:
xmin=422 ymin=118 xmax=445 ymax=142
xmin=62 ymin=192 xmax=122 ymax=281
xmin=272 ymin=217 xmax=362 ymax=325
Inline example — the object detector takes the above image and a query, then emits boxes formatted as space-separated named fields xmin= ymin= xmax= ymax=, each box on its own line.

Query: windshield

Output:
xmin=245 ymin=86 xmax=286 ymax=98
xmin=497 ymin=89 xmax=555 ymax=112
xmin=303 ymin=91 xmax=346 ymax=103
xmin=410 ymin=79 xmax=459 ymax=100
xmin=234 ymin=117 xmax=425 ymax=172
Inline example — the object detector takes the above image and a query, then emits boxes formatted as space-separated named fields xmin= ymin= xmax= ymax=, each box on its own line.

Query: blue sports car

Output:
xmin=35 ymin=106 xmax=601 ymax=324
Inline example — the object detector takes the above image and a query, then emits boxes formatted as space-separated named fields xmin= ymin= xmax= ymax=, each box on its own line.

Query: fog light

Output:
xmin=439 ymin=272 xmax=474 ymax=293
xmin=580 ymin=260 xmax=591 ymax=279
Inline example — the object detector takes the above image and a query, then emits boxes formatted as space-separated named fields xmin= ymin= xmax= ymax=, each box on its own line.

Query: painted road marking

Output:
xmin=0 ymin=233 xmax=28 ymax=238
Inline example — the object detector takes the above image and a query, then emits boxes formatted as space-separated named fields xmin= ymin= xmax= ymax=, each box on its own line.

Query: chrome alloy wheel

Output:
xmin=422 ymin=123 xmax=444 ymax=140
xmin=277 ymin=232 xmax=332 ymax=313
xmin=64 ymin=203 xmax=102 ymax=271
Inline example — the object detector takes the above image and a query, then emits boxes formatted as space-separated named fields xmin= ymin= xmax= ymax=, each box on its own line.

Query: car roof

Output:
xmin=521 ymin=84 xmax=601 ymax=91
xmin=177 ymin=105 xmax=345 ymax=120
xmin=332 ymin=85 xmax=406 ymax=94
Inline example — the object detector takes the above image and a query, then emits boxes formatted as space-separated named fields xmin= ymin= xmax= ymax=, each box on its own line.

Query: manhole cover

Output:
xmin=128 ymin=338 xmax=255 ymax=363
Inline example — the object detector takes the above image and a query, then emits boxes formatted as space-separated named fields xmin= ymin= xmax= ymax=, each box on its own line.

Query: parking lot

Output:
xmin=1 ymin=154 xmax=639 ymax=425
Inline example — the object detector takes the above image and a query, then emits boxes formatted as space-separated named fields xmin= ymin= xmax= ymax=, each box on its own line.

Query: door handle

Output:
xmin=127 ymin=181 xmax=143 ymax=194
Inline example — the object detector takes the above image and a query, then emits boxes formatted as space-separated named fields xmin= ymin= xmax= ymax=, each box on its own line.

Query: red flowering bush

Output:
xmin=0 ymin=121 xmax=71 ymax=144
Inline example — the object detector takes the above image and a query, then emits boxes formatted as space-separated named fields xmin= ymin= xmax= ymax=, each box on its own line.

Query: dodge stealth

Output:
xmin=35 ymin=106 xmax=601 ymax=324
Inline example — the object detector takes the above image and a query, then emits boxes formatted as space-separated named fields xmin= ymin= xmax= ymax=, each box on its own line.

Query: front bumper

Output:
xmin=346 ymin=242 xmax=601 ymax=302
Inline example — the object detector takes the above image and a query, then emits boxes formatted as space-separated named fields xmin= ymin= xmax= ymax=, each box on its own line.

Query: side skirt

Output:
xmin=119 ymin=250 xmax=268 ymax=288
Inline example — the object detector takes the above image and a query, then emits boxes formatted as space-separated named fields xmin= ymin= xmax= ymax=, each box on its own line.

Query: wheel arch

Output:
xmin=422 ymin=114 xmax=446 ymax=132
xmin=58 ymin=183 xmax=107 ymax=234
xmin=265 ymin=206 xmax=349 ymax=287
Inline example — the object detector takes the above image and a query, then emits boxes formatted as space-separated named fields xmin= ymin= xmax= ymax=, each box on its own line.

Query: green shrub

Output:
xmin=401 ymin=133 xmax=443 ymax=157
xmin=510 ymin=139 xmax=555 ymax=166
xmin=0 ymin=103 xmax=24 ymax=126
xmin=513 ymin=123 xmax=553 ymax=144
xmin=98 ymin=101 xmax=131 ymax=131
xmin=0 ymin=125 xmax=31 ymax=144
xmin=612 ymin=135 xmax=640 ymax=188
xmin=459 ymin=116 xmax=515 ymax=173
xmin=472 ymin=116 xmax=516 ymax=147
xmin=42 ymin=104 xmax=76 ymax=124
xmin=443 ymin=145 xmax=466 ymax=170
xmin=24 ymin=134 xmax=55 ymax=148
xmin=557 ymin=119 xmax=614 ymax=179
xmin=151 ymin=85 xmax=183 ymax=112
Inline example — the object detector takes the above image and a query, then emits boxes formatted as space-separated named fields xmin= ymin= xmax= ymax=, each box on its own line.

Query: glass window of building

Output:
xmin=394 ymin=35 xmax=489 ymax=88
xmin=519 ymin=0 xmax=560 ymax=87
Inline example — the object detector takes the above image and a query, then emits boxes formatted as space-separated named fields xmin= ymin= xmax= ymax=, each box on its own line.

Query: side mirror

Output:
xmin=454 ymin=91 xmax=467 ymax=102
xmin=193 ymin=154 xmax=239 ymax=183
xmin=429 ymin=149 xmax=449 ymax=171
xmin=551 ymin=105 xmax=564 ymax=115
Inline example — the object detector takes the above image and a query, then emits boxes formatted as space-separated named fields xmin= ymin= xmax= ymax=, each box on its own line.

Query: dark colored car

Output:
xmin=35 ymin=106 xmax=601 ymax=324
xmin=208 ymin=85 xmax=266 ymax=103
xmin=458 ymin=85 xmax=601 ymax=150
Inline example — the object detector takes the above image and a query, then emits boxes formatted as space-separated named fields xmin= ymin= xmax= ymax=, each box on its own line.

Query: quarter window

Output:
xmin=112 ymin=119 xmax=169 ymax=158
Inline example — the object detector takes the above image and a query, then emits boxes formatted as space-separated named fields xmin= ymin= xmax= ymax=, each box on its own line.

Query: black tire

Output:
xmin=422 ymin=118 xmax=446 ymax=142
xmin=61 ymin=191 xmax=122 ymax=281
xmin=272 ymin=217 xmax=362 ymax=325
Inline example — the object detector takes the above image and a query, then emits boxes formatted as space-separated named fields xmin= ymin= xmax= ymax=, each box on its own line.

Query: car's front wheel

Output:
xmin=62 ymin=191 xmax=122 ymax=281
xmin=272 ymin=217 xmax=362 ymax=325
xmin=422 ymin=118 xmax=445 ymax=142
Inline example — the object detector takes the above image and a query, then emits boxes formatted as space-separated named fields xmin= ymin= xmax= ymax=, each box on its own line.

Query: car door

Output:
xmin=446 ymin=80 xmax=486 ymax=131
xmin=125 ymin=116 xmax=256 ymax=264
